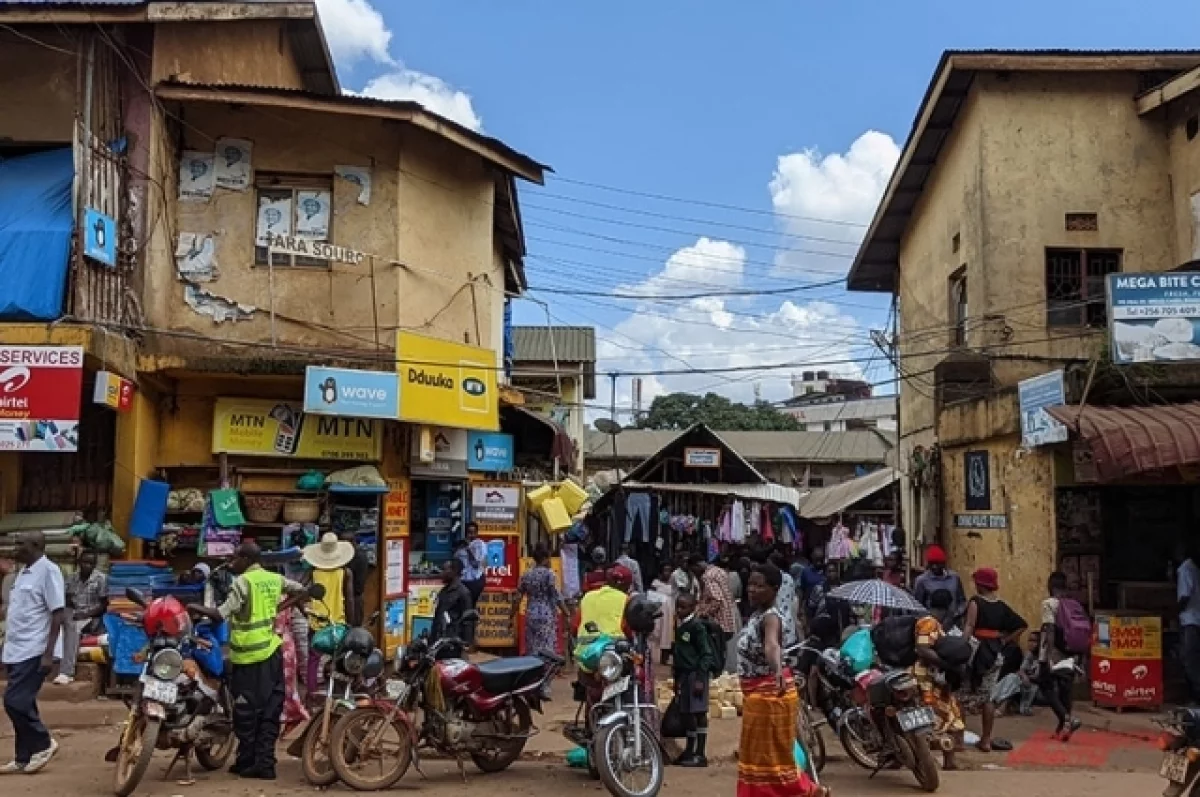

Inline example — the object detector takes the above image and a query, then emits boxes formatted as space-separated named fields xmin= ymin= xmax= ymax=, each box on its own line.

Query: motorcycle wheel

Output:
xmin=194 ymin=686 xmax=236 ymax=771
xmin=471 ymin=698 xmax=532 ymax=773
xmin=113 ymin=714 xmax=160 ymax=797
xmin=329 ymin=707 xmax=413 ymax=792
xmin=898 ymin=732 xmax=940 ymax=793
xmin=594 ymin=720 xmax=664 ymax=797
xmin=797 ymin=703 xmax=826 ymax=774
xmin=838 ymin=716 xmax=879 ymax=770
xmin=301 ymin=708 xmax=344 ymax=787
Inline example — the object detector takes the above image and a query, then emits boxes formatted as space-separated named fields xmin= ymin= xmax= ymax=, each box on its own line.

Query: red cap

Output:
xmin=925 ymin=545 xmax=947 ymax=565
xmin=608 ymin=564 xmax=634 ymax=590
xmin=972 ymin=567 xmax=999 ymax=592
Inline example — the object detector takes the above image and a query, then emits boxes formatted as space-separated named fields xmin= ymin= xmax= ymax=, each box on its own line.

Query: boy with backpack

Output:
xmin=1040 ymin=571 xmax=1090 ymax=741
xmin=672 ymin=593 xmax=720 ymax=767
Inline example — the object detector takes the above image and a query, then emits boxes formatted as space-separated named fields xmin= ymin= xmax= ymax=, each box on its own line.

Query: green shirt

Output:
xmin=673 ymin=614 xmax=717 ymax=675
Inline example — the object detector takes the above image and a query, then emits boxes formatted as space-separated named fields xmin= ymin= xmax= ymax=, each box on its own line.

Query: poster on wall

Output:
xmin=475 ymin=591 xmax=516 ymax=647
xmin=1018 ymin=370 xmax=1069 ymax=448
xmin=471 ymin=483 xmax=520 ymax=532
xmin=179 ymin=151 xmax=215 ymax=201
xmin=295 ymin=190 xmax=331 ymax=240
xmin=408 ymin=582 xmax=440 ymax=618
xmin=255 ymin=194 xmax=292 ymax=246
xmin=0 ymin=346 xmax=84 ymax=452
xmin=211 ymin=398 xmax=382 ymax=460
xmin=214 ymin=137 xmax=252 ymax=191
xmin=1109 ymin=272 xmax=1200 ymax=363
xmin=335 ymin=165 xmax=371 ymax=205
xmin=964 ymin=450 xmax=991 ymax=511
xmin=481 ymin=535 xmax=519 ymax=591
xmin=383 ymin=477 xmax=410 ymax=537
xmin=384 ymin=598 xmax=407 ymax=657
xmin=175 ymin=233 xmax=218 ymax=281
xmin=385 ymin=537 xmax=407 ymax=598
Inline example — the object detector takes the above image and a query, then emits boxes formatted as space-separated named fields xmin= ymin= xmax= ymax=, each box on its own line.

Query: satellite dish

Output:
xmin=594 ymin=418 xmax=623 ymax=435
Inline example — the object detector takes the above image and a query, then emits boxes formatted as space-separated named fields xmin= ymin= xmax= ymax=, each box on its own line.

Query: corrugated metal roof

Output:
xmin=783 ymin=396 xmax=897 ymax=423
xmin=798 ymin=467 xmax=898 ymax=519
xmin=585 ymin=428 xmax=895 ymax=464
xmin=1046 ymin=402 xmax=1200 ymax=482
xmin=620 ymin=481 xmax=803 ymax=510
xmin=512 ymin=326 xmax=596 ymax=364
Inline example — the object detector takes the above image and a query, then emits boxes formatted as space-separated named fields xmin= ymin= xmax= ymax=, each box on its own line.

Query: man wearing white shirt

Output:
xmin=2 ymin=532 xmax=65 ymax=775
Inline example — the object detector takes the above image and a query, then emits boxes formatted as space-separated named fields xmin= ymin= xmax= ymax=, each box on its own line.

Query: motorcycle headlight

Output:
xmin=342 ymin=651 xmax=366 ymax=675
xmin=597 ymin=651 xmax=624 ymax=683
xmin=151 ymin=648 xmax=184 ymax=681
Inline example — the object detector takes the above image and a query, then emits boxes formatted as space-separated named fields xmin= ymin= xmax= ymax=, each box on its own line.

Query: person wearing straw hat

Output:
xmin=301 ymin=533 xmax=355 ymax=690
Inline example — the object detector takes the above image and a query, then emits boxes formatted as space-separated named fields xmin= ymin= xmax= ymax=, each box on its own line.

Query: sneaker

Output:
xmin=51 ymin=674 xmax=73 ymax=686
xmin=1062 ymin=717 xmax=1083 ymax=742
xmin=679 ymin=755 xmax=708 ymax=768
xmin=23 ymin=739 xmax=58 ymax=774
xmin=0 ymin=761 xmax=25 ymax=775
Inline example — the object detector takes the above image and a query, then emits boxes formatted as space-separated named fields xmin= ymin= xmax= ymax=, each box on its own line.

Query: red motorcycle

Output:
xmin=328 ymin=611 xmax=563 ymax=790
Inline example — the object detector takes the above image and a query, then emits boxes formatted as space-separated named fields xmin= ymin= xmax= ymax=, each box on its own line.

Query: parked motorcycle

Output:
xmin=329 ymin=609 xmax=561 ymax=790
xmin=1156 ymin=707 xmax=1200 ymax=796
xmin=785 ymin=639 xmax=830 ymax=773
xmin=105 ymin=588 xmax=235 ymax=797
xmin=565 ymin=607 xmax=665 ymax=797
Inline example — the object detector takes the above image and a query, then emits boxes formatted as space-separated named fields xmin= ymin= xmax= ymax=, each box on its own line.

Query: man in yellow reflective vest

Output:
xmin=193 ymin=541 xmax=308 ymax=780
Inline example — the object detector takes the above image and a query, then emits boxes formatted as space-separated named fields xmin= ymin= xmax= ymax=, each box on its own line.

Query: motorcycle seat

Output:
xmin=477 ymin=656 xmax=547 ymax=695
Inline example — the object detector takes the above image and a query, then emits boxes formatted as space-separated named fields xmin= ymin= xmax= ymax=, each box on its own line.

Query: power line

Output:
xmin=530 ymin=276 xmax=845 ymax=300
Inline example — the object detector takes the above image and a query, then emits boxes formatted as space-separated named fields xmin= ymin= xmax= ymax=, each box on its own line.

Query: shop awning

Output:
xmin=1046 ymin=402 xmax=1200 ymax=482
xmin=797 ymin=467 xmax=899 ymax=519
xmin=618 ymin=481 xmax=803 ymax=509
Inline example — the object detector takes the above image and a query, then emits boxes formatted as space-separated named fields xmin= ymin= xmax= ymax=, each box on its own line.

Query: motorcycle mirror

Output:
xmin=125 ymin=586 xmax=148 ymax=607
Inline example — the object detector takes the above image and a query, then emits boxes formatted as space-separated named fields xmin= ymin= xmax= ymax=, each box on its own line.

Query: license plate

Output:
xmin=601 ymin=676 xmax=630 ymax=702
xmin=140 ymin=677 xmax=177 ymax=704
xmin=898 ymin=706 xmax=936 ymax=732
xmin=1161 ymin=752 xmax=1190 ymax=784
xmin=385 ymin=680 xmax=408 ymax=701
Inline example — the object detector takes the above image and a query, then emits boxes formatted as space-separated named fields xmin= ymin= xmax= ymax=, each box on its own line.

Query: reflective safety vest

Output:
xmin=229 ymin=566 xmax=283 ymax=666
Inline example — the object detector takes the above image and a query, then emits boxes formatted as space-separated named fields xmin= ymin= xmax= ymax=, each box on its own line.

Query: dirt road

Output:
xmin=0 ymin=724 xmax=1165 ymax=797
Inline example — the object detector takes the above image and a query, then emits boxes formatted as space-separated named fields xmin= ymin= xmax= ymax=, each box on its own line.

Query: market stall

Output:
xmin=797 ymin=467 xmax=901 ymax=580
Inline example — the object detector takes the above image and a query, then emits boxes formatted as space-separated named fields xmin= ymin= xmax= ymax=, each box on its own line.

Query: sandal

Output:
xmin=991 ymin=738 xmax=1014 ymax=752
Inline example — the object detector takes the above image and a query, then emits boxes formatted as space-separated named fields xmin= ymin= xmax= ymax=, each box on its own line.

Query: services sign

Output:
xmin=396 ymin=331 xmax=499 ymax=431
xmin=1108 ymin=272 xmax=1200 ymax=364
xmin=475 ymin=590 xmax=517 ymax=648
xmin=211 ymin=398 xmax=382 ymax=460
xmin=93 ymin=370 xmax=135 ymax=413
xmin=467 ymin=431 xmax=514 ymax=472
xmin=471 ymin=483 xmax=520 ymax=531
xmin=1091 ymin=613 xmax=1163 ymax=709
xmin=482 ymin=534 xmax=520 ymax=591
xmin=0 ymin=345 xmax=84 ymax=452
xmin=303 ymin=366 xmax=399 ymax=420
xmin=1017 ymin=370 xmax=1068 ymax=448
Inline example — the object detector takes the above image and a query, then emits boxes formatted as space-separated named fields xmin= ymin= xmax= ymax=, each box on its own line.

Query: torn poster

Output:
xmin=256 ymin=193 xmax=293 ymax=245
xmin=175 ymin=232 xmax=218 ymax=281
xmin=179 ymin=151 xmax=215 ymax=201
xmin=184 ymin=284 xmax=255 ymax=323
xmin=294 ymin=190 xmax=330 ymax=240
xmin=214 ymin=137 xmax=252 ymax=191
xmin=335 ymin=165 xmax=371 ymax=205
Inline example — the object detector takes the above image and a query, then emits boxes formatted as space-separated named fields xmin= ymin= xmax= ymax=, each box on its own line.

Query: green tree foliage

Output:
xmin=637 ymin=392 xmax=801 ymax=431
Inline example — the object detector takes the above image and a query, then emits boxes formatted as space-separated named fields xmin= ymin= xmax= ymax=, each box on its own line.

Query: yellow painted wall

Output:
xmin=111 ymin=389 xmax=162 ymax=556
xmin=151 ymin=21 xmax=306 ymax=90
xmin=0 ymin=30 xmax=76 ymax=143
xmin=1166 ymin=94 xmax=1200 ymax=265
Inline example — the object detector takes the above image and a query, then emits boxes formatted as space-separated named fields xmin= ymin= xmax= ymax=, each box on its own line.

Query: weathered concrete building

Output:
xmin=849 ymin=50 xmax=1200 ymax=626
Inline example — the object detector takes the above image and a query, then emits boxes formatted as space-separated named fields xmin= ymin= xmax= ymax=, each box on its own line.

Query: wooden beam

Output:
xmin=953 ymin=52 xmax=1200 ymax=73
xmin=147 ymin=2 xmax=315 ymax=22
xmin=0 ymin=7 xmax=145 ymax=23
xmin=1138 ymin=64 xmax=1200 ymax=115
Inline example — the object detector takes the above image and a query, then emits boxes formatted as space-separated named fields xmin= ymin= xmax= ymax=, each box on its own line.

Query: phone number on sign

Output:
xmin=1113 ymin=305 xmax=1200 ymax=319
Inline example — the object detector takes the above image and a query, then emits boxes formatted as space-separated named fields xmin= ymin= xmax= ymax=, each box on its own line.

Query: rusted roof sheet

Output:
xmin=1045 ymin=402 xmax=1200 ymax=481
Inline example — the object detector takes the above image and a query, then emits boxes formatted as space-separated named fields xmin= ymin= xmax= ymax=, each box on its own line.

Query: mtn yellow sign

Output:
xmin=396 ymin=331 xmax=498 ymax=431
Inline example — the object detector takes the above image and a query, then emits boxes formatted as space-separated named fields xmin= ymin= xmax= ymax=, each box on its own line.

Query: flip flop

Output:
xmin=991 ymin=738 xmax=1014 ymax=751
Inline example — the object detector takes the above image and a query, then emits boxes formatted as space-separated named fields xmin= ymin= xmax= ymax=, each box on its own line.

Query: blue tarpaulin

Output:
xmin=0 ymin=148 xmax=74 ymax=320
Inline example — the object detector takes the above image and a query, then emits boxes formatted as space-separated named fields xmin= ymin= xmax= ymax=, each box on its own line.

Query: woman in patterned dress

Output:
xmin=912 ymin=611 xmax=966 ymax=770
xmin=512 ymin=544 xmax=568 ymax=659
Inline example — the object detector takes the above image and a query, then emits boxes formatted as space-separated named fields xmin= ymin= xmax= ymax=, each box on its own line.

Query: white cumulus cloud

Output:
xmin=315 ymin=0 xmax=394 ymax=66
xmin=769 ymin=130 xmax=900 ymax=277
xmin=619 ymin=237 xmax=745 ymax=297
xmin=360 ymin=70 xmax=483 ymax=131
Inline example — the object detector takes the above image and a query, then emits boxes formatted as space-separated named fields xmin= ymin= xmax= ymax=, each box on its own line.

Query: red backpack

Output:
xmin=1055 ymin=597 xmax=1092 ymax=654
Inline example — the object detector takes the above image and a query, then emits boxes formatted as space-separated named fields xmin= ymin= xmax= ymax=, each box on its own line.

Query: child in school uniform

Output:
xmin=673 ymin=593 xmax=719 ymax=767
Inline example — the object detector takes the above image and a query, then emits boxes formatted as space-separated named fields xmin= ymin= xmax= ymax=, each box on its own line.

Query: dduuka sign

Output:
xmin=267 ymin=234 xmax=366 ymax=266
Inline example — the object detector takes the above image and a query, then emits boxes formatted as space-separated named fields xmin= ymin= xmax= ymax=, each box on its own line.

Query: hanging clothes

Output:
xmin=761 ymin=504 xmax=775 ymax=543
xmin=730 ymin=500 xmax=746 ymax=543
xmin=747 ymin=502 xmax=761 ymax=536
xmin=625 ymin=492 xmax=651 ymax=543
xmin=827 ymin=520 xmax=852 ymax=561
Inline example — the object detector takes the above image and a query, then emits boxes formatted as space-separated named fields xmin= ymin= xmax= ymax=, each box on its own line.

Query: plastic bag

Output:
xmin=661 ymin=696 xmax=687 ymax=739
xmin=793 ymin=739 xmax=809 ymax=771
xmin=312 ymin=623 xmax=348 ymax=656
xmin=297 ymin=470 xmax=325 ymax=491
xmin=839 ymin=627 xmax=876 ymax=675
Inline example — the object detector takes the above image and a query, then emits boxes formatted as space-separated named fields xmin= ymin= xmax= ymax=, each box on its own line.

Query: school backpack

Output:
xmin=872 ymin=615 xmax=919 ymax=668
xmin=1055 ymin=597 xmax=1092 ymax=654
xmin=700 ymin=618 xmax=726 ymax=677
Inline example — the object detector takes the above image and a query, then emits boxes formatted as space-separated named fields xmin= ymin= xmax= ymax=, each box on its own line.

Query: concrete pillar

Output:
xmin=111 ymin=388 xmax=161 ymax=559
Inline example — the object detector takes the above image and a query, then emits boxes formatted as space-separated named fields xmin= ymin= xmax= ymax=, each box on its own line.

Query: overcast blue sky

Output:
xmin=322 ymin=0 xmax=1200 ymax=416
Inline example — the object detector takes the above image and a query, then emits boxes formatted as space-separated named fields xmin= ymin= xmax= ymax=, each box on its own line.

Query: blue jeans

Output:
xmin=3 ymin=657 xmax=52 ymax=765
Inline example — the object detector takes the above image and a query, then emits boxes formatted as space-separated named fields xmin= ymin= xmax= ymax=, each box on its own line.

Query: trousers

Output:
xmin=624 ymin=493 xmax=651 ymax=543
xmin=230 ymin=649 xmax=284 ymax=774
xmin=3 ymin=657 xmax=52 ymax=765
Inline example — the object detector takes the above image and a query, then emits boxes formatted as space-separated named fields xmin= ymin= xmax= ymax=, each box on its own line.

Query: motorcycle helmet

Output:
xmin=143 ymin=596 xmax=191 ymax=638
xmin=342 ymin=627 xmax=376 ymax=656
xmin=623 ymin=595 xmax=661 ymax=635
xmin=362 ymin=648 xmax=385 ymax=680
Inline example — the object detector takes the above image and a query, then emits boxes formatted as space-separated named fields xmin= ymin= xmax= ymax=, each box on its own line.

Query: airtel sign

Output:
xmin=0 ymin=346 xmax=84 ymax=452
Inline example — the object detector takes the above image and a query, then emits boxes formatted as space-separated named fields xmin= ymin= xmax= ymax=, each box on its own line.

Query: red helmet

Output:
xmin=142 ymin=596 xmax=191 ymax=638
xmin=607 ymin=564 xmax=634 ymax=592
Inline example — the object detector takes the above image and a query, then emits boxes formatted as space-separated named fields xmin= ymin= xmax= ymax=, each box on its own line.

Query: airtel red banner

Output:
xmin=482 ymin=535 xmax=520 ymax=591
xmin=0 ymin=346 xmax=84 ymax=452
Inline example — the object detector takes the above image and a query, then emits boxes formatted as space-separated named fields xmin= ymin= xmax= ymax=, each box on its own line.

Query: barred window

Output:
xmin=1045 ymin=248 xmax=1121 ymax=327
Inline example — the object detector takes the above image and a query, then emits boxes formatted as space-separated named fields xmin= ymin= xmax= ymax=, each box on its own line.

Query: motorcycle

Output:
xmin=1156 ymin=707 xmax=1200 ymax=796
xmin=564 ymin=618 xmax=665 ymax=797
xmin=106 ymin=587 xmax=235 ymax=797
xmin=784 ymin=638 xmax=831 ymax=774
xmin=330 ymin=609 xmax=561 ymax=790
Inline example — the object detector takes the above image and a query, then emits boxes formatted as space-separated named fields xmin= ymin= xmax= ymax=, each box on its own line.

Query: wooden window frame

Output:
xmin=948 ymin=266 xmax=968 ymax=347
xmin=1045 ymin=248 xmax=1122 ymax=328
xmin=253 ymin=173 xmax=334 ymax=269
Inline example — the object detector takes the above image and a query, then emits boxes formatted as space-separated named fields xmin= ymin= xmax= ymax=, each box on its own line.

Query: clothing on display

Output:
xmin=625 ymin=493 xmax=652 ymax=543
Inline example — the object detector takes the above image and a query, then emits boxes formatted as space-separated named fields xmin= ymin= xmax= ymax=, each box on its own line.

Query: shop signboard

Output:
xmin=684 ymin=447 xmax=722 ymax=468
xmin=0 ymin=345 xmax=83 ymax=452
xmin=266 ymin=234 xmax=367 ymax=265
xmin=467 ymin=431 xmax=514 ymax=472
xmin=408 ymin=582 xmax=440 ymax=618
xmin=471 ymin=482 xmax=521 ymax=532
xmin=303 ymin=366 xmax=399 ymax=419
xmin=953 ymin=514 xmax=1007 ymax=529
xmin=383 ymin=477 xmax=410 ymax=537
xmin=410 ymin=426 xmax=468 ymax=478
xmin=1108 ymin=272 xmax=1200 ymax=364
xmin=481 ymin=534 xmax=520 ymax=591
xmin=475 ymin=590 xmax=517 ymax=648
xmin=84 ymin=208 xmax=117 ymax=268
xmin=93 ymin=370 xmax=135 ymax=412
xmin=211 ymin=398 xmax=382 ymax=460
xmin=1091 ymin=613 xmax=1163 ymax=709
xmin=384 ymin=598 xmax=407 ymax=657
xmin=1018 ymin=370 xmax=1068 ymax=448
xmin=964 ymin=450 xmax=991 ymax=511
xmin=396 ymin=331 xmax=499 ymax=431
